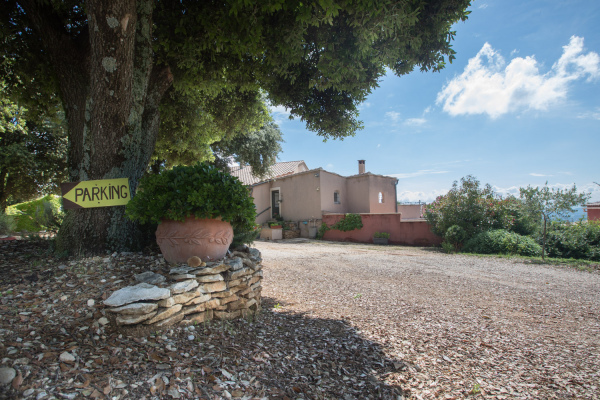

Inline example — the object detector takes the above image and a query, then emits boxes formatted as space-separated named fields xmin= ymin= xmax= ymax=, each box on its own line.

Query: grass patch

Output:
xmin=460 ymin=251 xmax=600 ymax=272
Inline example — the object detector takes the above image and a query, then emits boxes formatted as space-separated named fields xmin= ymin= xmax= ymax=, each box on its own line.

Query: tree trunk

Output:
xmin=20 ymin=0 xmax=172 ymax=254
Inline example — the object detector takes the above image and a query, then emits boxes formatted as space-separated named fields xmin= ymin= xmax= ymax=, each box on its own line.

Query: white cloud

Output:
xmin=478 ymin=3 xmax=489 ymax=9
xmin=437 ymin=36 xmax=600 ymax=118
xmin=529 ymin=173 xmax=553 ymax=177
xmin=390 ymin=169 xmax=449 ymax=179
xmin=269 ymin=105 xmax=292 ymax=124
xmin=385 ymin=111 xmax=401 ymax=122
xmin=397 ymin=189 xmax=448 ymax=203
xmin=404 ymin=118 xmax=426 ymax=126
xmin=377 ymin=144 xmax=381 ymax=148
xmin=578 ymin=107 xmax=600 ymax=120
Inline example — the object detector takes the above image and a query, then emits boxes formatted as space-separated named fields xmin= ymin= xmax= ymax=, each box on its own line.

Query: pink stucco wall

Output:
xmin=587 ymin=208 xmax=600 ymax=221
xmin=322 ymin=213 xmax=442 ymax=246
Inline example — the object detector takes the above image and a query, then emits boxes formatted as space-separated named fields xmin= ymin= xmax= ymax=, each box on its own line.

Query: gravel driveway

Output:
xmin=257 ymin=240 xmax=600 ymax=399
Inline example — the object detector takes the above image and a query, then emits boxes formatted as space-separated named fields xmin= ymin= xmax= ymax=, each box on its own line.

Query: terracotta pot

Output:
xmin=155 ymin=217 xmax=233 ymax=263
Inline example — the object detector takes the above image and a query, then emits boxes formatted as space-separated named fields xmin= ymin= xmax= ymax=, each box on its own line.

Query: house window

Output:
xmin=334 ymin=191 xmax=341 ymax=204
xmin=378 ymin=192 xmax=384 ymax=203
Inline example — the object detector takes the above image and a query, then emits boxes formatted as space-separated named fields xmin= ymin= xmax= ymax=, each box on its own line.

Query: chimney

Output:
xmin=358 ymin=160 xmax=365 ymax=174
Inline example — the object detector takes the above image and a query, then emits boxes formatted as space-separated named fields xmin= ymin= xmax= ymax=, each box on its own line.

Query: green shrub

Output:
xmin=444 ymin=225 xmax=467 ymax=248
xmin=230 ymin=224 xmax=261 ymax=249
xmin=463 ymin=229 xmax=542 ymax=257
xmin=6 ymin=195 xmax=63 ymax=232
xmin=126 ymin=163 xmax=256 ymax=237
xmin=543 ymin=221 xmax=600 ymax=261
xmin=0 ymin=212 xmax=16 ymax=235
xmin=316 ymin=214 xmax=363 ymax=240
xmin=374 ymin=232 xmax=390 ymax=239
xmin=425 ymin=176 xmax=514 ymax=242
xmin=441 ymin=241 xmax=456 ymax=254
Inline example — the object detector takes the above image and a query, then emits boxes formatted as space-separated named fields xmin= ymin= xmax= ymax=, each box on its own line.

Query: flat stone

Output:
xmin=148 ymin=311 xmax=185 ymax=328
xmin=211 ymin=289 xmax=235 ymax=298
xmin=171 ymin=274 xmax=196 ymax=281
xmin=194 ymin=263 xmax=230 ymax=276
xmin=203 ymin=299 xmax=221 ymax=309
xmin=220 ymin=294 xmax=239 ymax=305
xmin=201 ymin=281 xmax=227 ymax=293
xmin=214 ymin=310 xmax=241 ymax=321
xmin=242 ymin=258 xmax=256 ymax=268
xmin=144 ymin=304 xmax=182 ymax=325
xmin=228 ymin=267 xmax=253 ymax=280
xmin=157 ymin=297 xmax=176 ymax=308
xmin=172 ymin=290 xmax=202 ymax=305
xmin=184 ymin=293 xmax=211 ymax=306
xmin=134 ymin=271 xmax=166 ymax=285
xmin=225 ymin=257 xmax=244 ymax=271
xmin=232 ymin=251 xmax=249 ymax=259
xmin=104 ymin=283 xmax=170 ymax=307
xmin=195 ymin=274 xmax=224 ymax=283
xmin=249 ymin=276 xmax=261 ymax=285
xmin=170 ymin=266 xmax=195 ymax=275
xmin=182 ymin=310 xmax=213 ymax=325
xmin=248 ymin=248 xmax=261 ymax=260
xmin=227 ymin=299 xmax=247 ymax=311
xmin=230 ymin=283 xmax=248 ymax=293
xmin=169 ymin=279 xmax=199 ymax=295
xmin=0 ymin=367 xmax=16 ymax=385
xmin=246 ymin=299 xmax=257 ymax=309
xmin=59 ymin=352 xmax=76 ymax=363
xmin=107 ymin=302 xmax=158 ymax=315
xmin=182 ymin=303 xmax=206 ymax=315
xmin=116 ymin=311 xmax=157 ymax=325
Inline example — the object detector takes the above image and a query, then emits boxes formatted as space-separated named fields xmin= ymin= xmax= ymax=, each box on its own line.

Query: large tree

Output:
xmin=1 ymin=0 xmax=471 ymax=253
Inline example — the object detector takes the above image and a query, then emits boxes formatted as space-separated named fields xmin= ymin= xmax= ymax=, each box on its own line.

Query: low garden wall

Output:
xmin=103 ymin=247 xmax=262 ymax=329
xmin=322 ymin=213 xmax=442 ymax=246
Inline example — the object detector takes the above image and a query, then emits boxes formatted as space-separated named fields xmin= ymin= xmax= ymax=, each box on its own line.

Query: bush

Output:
xmin=463 ymin=229 xmax=542 ymax=257
xmin=543 ymin=221 xmax=600 ymax=261
xmin=126 ymin=163 xmax=256 ymax=236
xmin=230 ymin=224 xmax=261 ymax=249
xmin=424 ymin=176 xmax=514 ymax=242
xmin=0 ymin=212 xmax=16 ymax=235
xmin=444 ymin=225 xmax=467 ymax=249
xmin=374 ymin=232 xmax=390 ymax=239
xmin=6 ymin=195 xmax=63 ymax=232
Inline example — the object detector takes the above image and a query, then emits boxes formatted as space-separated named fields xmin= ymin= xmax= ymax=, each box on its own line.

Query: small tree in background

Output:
xmin=519 ymin=183 xmax=591 ymax=260
xmin=424 ymin=175 xmax=513 ymax=245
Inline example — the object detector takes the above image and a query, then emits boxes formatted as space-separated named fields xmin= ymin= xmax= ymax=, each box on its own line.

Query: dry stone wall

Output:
xmin=103 ymin=247 xmax=262 ymax=329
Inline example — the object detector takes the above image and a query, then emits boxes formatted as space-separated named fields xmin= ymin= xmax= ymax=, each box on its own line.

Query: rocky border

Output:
xmin=103 ymin=246 xmax=262 ymax=329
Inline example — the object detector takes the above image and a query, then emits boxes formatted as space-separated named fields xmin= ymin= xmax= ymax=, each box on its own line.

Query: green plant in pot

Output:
xmin=126 ymin=163 xmax=256 ymax=263
xmin=373 ymin=231 xmax=390 ymax=245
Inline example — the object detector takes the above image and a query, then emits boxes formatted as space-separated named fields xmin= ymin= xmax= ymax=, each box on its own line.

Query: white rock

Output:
xmin=169 ymin=279 xmax=199 ymax=295
xmin=87 ymin=299 xmax=95 ymax=307
xmin=0 ymin=367 xmax=16 ymax=385
xmin=98 ymin=317 xmax=109 ymax=326
xmin=104 ymin=283 xmax=170 ymax=307
xmin=59 ymin=352 xmax=76 ymax=363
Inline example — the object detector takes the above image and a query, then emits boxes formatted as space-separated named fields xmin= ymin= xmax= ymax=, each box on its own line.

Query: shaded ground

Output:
xmin=0 ymin=239 xmax=402 ymax=400
xmin=258 ymin=239 xmax=600 ymax=399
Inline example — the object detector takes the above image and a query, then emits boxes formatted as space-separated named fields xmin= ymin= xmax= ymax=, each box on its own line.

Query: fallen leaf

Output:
xmin=103 ymin=384 xmax=112 ymax=395
xmin=12 ymin=371 xmax=23 ymax=389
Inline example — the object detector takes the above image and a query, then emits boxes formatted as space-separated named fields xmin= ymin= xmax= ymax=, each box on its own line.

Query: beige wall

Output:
xmin=251 ymin=184 xmax=272 ymax=225
xmin=397 ymin=204 xmax=423 ymax=219
xmin=270 ymin=171 xmax=322 ymax=222
xmin=319 ymin=171 xmax=348 ymax=214
xmin=345 ymin=174 xmax=371 ymax=213
xmin=250 ymin=170 xmax=398 ymax=225
xmin=367 ymin=175 xmax=397 ymax=214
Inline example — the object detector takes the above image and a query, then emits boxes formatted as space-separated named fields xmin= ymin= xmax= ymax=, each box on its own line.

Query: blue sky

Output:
xmin=270 ymin=0 xmax=600 ymax=204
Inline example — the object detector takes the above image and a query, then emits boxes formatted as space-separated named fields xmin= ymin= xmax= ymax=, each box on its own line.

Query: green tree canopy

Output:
xmin=1 ymin=0 xmax=472 ymax=253
xmin=519 ymin=183 xmax=591 ymax=259
xmin=0 ymin=84 xmax=68 ymax=211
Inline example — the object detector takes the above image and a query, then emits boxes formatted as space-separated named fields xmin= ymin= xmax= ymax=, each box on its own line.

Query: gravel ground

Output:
xmin=257 ymin=239 xmax=600 ymax=399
